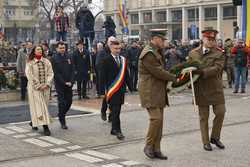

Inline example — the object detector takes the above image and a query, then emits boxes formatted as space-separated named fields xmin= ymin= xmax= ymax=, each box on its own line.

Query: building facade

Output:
xmin=0 ymin=0 xmax=38 ymax=43
xmin=103 ymin=0 xmax=241 ymax=41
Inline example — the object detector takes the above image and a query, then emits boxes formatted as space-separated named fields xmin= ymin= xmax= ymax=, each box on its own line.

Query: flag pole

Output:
xmin=189 ymin=70 xmax=198 ymax=112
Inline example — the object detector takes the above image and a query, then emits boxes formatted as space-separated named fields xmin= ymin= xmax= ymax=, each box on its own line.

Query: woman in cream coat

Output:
xmin=25 ymin=45 xmax=54 ymax=136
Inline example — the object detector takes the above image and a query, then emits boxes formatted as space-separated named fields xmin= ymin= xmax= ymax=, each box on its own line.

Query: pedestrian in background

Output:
xmin=127 ymin=41 xmax=141 ymax=91
xmin=224 ymin=38 xmax=235 ymax=88
xmin=72 ymin=40 xmax=90 ymax=99
xmin=164 ymin=44 xmax=182 ymax=70
xmin=51 ymin=42 xmax=74 ymax=129
xmin=16 ymin=41 xmax=33 ymax=101
xmin=94 ymin=42 xmax=104 ymax=97
xmin=231 ymin=39 xmax=250 ymax=93
xmin=54 ymin=6 xmax=69 ymax=42
xmin=25 ymin=45 xmax=54 ymax=136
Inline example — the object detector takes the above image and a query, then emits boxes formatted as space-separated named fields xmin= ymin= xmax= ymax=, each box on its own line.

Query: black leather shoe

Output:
xmin=61 ymin=124 xmax=68 ymax=130
xmin=203 ymin=143 xmax=213 ymax=151
xmin=110 ymin=131 xmax=124 ymax=140
xmin=108 ymin=114 xmax=112 ymax=123
xmin=110 ymin=130 xmax=118 ymax=135
xmin=43 ymin=125 xmax=51 ymax=136
xmin=210 ymin=138 xmax=225 ymax=149
xmin=29 ymin=122 xmax=38 ymax=131
xmin=143 ymin=146 xmax=155 ymax=159
xmin=240 ymin=90 xmax=246 ymax=93
xmin=101 ymin=112 xmax=107 ymax=121
xmin=233 ymin=90 xmax=238 ymax=93
xmin=116 ymin=132 xmax=125 ymax=140
xmin=154 ymin=152 xmax=168 ymax=160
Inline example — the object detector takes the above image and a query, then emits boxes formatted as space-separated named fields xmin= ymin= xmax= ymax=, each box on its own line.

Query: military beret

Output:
xmin=202 ymin=29 xmax=218 ymax=39
xmin=149 ymin=28 xmax=168 ymax=39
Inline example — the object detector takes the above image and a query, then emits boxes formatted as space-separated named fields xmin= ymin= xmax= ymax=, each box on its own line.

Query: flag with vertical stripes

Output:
xmin=242 ymin=0 xmax=250 ymax=46
xmin=118 ymin=0 xmax=129 ymax=34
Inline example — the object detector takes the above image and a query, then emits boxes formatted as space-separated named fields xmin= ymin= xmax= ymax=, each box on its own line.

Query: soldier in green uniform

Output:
xmin=138 ymin=29 xmax=177 ymax=160
xmin=188 ymin=29 xmax=226 ymax=151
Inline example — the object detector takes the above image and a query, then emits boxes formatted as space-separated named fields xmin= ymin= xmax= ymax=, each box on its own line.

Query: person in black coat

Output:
xmin=75 ymin=6 xmax=95 ymax=50
xmin=127 ymin=41 xmax=141 ymax=91
xmin=51 ymin=42 xmax=74 ymax=129
xmin=103 ymin=16 xmax=116 ymax=39
xmin=100 ymin=40 xmax=133 ymax=140
xmin=72 ymin=40 xmax=90 ymax=99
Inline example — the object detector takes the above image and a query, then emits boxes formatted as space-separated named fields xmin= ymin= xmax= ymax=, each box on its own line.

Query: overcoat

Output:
xmin=187 ymin=46 xmax=225 ymax=106
xmin=138 ymin=43 xmax=176 ymax=108
xmin=25 ymin=58 xmax=54 ymax=126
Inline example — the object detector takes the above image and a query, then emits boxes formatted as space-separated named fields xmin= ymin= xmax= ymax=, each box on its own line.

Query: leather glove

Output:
xmin=192 ymin=69 xmax=204 ymax=76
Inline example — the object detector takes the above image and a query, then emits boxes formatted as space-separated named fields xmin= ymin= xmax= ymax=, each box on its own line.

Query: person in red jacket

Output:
xmin=231 ymin=39 xmax=250 ymax=93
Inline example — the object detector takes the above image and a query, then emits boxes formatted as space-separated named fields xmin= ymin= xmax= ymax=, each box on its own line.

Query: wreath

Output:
xmin=5 ymin=70 xmax=19 ymax=90
xmin=0 ymin=68 xmax=7 ymax=90
xmin=167 ymin=60 xmax=202 ymax=94
xmin=0 ymin=70 xmax=19 ymax=90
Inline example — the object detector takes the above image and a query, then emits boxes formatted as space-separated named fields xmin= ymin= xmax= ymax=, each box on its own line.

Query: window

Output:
xmin=131 ymin=30 xmax=139 ymax=35
xmin=4 ymin=8 xmax=15 ymax=16
xmin=156 ymin=11 xmax=166 ymax=22
xmin=188 ymin=9 xmax=199 ymax=21
xmin=131 ymin=14 xmax=139 ymax=24
xmin=143 ymin=12 xmax=152 ymax=23
xmin=172 ymin=10 xmax=182 ymax=22
xmin=223 ymin=6 xmax=237 ymax=19
xmin=205 ymin=7 xmax=217 ymax=20
xmin=24 ymin=9 xmax=33 ymax=16
xmin=172 ymin=24 xmax=182 ymax=40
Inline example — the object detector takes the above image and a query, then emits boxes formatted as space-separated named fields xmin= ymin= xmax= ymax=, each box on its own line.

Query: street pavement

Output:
xmin=0 ymin=85 xmax=250 ymax=167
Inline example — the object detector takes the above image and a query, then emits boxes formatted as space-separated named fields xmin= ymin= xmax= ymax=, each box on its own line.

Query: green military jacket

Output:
xmin=188 ymin=46 xmax=225 ymax=106
xmin=138 ymin=43 xmax=176 ymax=108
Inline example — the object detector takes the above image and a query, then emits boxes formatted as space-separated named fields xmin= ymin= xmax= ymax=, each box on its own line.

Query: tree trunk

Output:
xmin=50 ymin=21 xmax=55 ymax=40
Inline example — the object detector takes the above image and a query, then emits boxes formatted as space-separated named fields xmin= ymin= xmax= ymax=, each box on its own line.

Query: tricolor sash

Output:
xmin=106 ymin=56 xmax=127 ymax=102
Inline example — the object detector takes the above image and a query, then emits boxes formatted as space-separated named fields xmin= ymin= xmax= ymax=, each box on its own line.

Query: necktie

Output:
xmin=115 ymin=56 xmax=120 ymax=66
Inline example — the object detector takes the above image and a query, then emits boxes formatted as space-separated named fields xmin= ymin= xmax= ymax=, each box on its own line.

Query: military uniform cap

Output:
xmin=149 ymin=28 xmax=168 ymax=39
xmin=202 ymin=29 xmax=218 ymax=39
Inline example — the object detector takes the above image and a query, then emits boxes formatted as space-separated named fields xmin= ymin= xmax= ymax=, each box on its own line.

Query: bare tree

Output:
xmin=40 ymin=0 xmax=56 ymax=39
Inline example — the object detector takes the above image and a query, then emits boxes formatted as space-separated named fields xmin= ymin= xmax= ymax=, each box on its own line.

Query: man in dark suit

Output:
xmin=100 ymin=40 xmax=132 ymax=140
xmin=51 ymin=42 xmax=74 ymax=129
xmin=72 ymin=40 xmax=90 ymax=99
xmin=96 ymin=37 xmax=116 ymax=122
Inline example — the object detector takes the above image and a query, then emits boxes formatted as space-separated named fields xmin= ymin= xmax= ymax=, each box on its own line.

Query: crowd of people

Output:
xmin=1 ymin=23 xmax=250 ymax=159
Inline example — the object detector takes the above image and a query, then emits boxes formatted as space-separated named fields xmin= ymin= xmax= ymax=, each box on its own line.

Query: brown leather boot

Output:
xmin=143 ymin=146 xmax=155 ymax=159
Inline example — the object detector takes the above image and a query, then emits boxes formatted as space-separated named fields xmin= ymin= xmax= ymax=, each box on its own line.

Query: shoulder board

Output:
xmin=139 ymin=45 xmax=155 ymax=59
